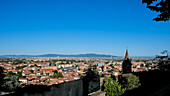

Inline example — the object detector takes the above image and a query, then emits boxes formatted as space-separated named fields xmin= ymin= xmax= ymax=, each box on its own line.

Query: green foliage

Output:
xmin=17 ymin=72 xmax=23 ymax=78
xmin=12 ymin=59 xmax=24 ymax=65
xmin=83 ymin=68 xmax=87 ymax=71
xmin=104 ymin=78 xmax=126 ymax=96
xmin=1 ymin=69 xmax=21 ymax=92
xmin=80 ymin=75 xmax=85 ymax=79
xmin=51 ymin=71 xmax=64 ymax=78
xmin=33 ymin=60 xmax=44 ymax=63
xmin=52 ymin=61 xmax=56 ymax=66
xmin=1 ymin=75 xmax=20 ymax=92
xmin=75 ymin=65 xmax=78 ymax=68
xmin=1 ymin=67 xmax=21 ymax=92
xmin=125 ymin=74 xmax=141 ymax=90
xmin=60 ymin=61 xmax=64 ymax=64
xmin=66 ymin=61 xmax=69 ymax=64
xmin=145 ymin=64 xmax=150 ymax=67
xmin=52 ymin=70 xmax=58 ymax=74
xmin=30 ymin=64 xmax=39 ymax=67
xmin=93 ymin=69 xmax=98 ymax=75
xmin=93 ymin=65 xmax=97 ymax=69
xmin=16 ymin=65 xmax=27 ymax=70
xmin=89 ymin=64 xmax=92 ymax=68
xmin=30 ymin=70 xmax=34 ymax=73
xmin=7 ymin=71 xmax=15 ymax=77
xmin=55 ymin=72 xmax=64 ymax=78
xmin=108 ymin=69 xmax=113 ymax=73
xmin=34 ymin=64 xmax=37 ymax=67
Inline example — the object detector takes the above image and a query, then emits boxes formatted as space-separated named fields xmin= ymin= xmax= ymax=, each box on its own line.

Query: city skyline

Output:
xmin=0 ymin=0 xmax=170 ymax=56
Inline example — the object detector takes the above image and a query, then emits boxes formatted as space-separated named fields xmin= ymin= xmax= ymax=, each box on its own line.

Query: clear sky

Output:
xmin=0 ymin=0 xmax=170 ymax=56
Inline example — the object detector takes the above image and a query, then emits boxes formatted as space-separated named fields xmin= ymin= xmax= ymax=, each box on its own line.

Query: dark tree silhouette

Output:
xmin=0 ymin=66 xmax=5 ymax=91
xmin=142 ymin=0 xmax=170 ymax=21
xmin=156 ymin=50 xmax=170 ymax=71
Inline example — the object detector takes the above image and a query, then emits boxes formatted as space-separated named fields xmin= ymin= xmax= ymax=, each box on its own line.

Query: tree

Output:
xmin=108 ymin=69 xmax=113 ymax=73
xmin=93 ymin=69 xmax=98 ymax=75
xmin=7 ymin=71 xmax=15 ymax=77
xmin=89 ymin=64 xmax=92 ymax=68
xmin=1 ymin=76 xmax=20 ymax=92
xmin=0 ymin=66 xmax=5 ymax=91
xmin=156 ymin=50 xmax=169 ymax=64
xmin=93 ymin=65 xmax=97 ymax=70
xmin=156 ymin=50 xmax=170 ymax=71
xmin=75 ymin=65 xmax=78 ymax=68
xmin=30 ymin=70 xmax=34 ymax=73
xmin=142 ymin=0 xmax=170 ymax=21
xmin=51 ymin=71 xmax=64 ymax=78
xmin=83 ymin=68 xmax=87 ymax=72
xmin=0 ymin=66 xmax=21 ymax=92
xmin=34 ymin=64 xmax=38 ymax=67
xmin=125 ymin=74 xmax=141 ymax=90
xmin=66 ymin=61 xmax=69 ymax=64
xmin=60 ymin=61 xmax=64 ymax=64
xmin=16 ymin=65 xmax=27 ymax=70
xmin=17 ymin=72 xmax=23 ymax=78
xmin=56 ymin=72 xmax=64 ymax=78
xmin=79 ymin=75 xmax=85 ymax=79
xmin=104 ymin=78 xmax=126 ymax=96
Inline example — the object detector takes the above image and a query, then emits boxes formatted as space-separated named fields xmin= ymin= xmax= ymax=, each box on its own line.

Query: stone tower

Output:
xmin=122 ymin=49 xmax=132 ymax=74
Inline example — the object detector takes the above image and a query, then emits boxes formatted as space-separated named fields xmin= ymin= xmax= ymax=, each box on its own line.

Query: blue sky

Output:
xmin=0 ymin=0 xmax=170 ymax=56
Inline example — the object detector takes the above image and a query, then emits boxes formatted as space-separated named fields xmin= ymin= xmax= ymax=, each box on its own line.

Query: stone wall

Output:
xmin=16 ymin=79 xmax=83 ymax=96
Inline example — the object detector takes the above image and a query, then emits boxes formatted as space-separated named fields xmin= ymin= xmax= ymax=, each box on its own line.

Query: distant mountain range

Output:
xmin=0 ymin=53 xmax=117 ymax=57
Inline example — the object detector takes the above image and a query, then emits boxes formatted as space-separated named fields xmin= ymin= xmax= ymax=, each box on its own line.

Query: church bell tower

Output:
xmin=122 ymin=49 xmax=132 ymax=74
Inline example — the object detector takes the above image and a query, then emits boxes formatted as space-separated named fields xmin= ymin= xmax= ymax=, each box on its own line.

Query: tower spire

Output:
xmin=125 ymin=49 xmax=129 ymax=60
xmin=122 ymin=49 xmax=132 ymax=74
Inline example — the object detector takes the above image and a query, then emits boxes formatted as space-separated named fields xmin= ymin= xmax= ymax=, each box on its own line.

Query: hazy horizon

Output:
xmin=0 ymin=53 xmax=156 ymax=57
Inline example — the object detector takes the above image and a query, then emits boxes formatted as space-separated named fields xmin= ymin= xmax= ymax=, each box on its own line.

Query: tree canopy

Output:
xmin=1 ymin=76 xmax=20 ymax=92
xmin=142 ymin=0 xmax=170 ymax=21
xmin=104 ymin=78 xmax=126 ymax=96
xmin=125 ymin=74 xmax=141 ymax=90
xmin=0 ymin=67 xmax=20 ymax=92
xmin=50 ymin=70 xmax=64 ymax=78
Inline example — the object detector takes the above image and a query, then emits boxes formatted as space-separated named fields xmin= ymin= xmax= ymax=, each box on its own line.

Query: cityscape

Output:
xmin=0 ymin=50 xmax=157 ymax=86
xmin=1 ymin=50 xmax=169 ymax=96
xmin=0 ymin=0 xmax=170 ymax=96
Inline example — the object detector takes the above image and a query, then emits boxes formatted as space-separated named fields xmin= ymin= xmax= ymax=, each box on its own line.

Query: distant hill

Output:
xmin=0 ymin=53 xmax=117 ymax=57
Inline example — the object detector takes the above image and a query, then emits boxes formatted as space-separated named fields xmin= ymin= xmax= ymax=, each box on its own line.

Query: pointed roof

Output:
xmin=125 ymin=49 xmax=129 ymax=60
